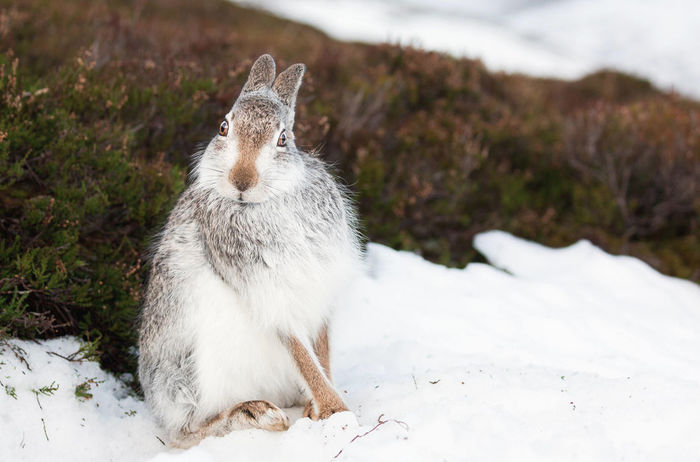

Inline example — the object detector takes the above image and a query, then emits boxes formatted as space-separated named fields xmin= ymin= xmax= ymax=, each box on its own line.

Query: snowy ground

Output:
xmin=2 ymin=231 xmax=700 ymax=461
xmin=235 ymin=0 xmax=700 ymax=100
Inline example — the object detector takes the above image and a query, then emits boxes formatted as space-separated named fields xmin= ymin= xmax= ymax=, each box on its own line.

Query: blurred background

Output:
xmin=0 ymin=0 xmax=697 ymax=377
xmin=240 ymin=0 xmax=700 ymax=99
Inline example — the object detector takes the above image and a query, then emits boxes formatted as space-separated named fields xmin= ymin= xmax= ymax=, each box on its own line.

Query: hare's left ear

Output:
xmin=273 ymin=63 xmax=305 ymax=127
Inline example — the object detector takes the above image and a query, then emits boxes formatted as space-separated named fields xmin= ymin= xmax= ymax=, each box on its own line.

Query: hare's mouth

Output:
xmin=233 ymin=193 xmax=264 ymax=206
xmin=236 ymin=192 xmax=252 ymax=204
xmin=236 ymin=196 xmax=252 ymax=206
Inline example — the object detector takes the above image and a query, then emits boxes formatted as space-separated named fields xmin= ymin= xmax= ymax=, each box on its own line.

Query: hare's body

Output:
xmin=138 ymin=55 xmax=362 ymax=447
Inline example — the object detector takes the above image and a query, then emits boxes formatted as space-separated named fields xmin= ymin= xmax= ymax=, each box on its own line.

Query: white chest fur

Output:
xmin=187 ymin=239 xmax=359 ymax=419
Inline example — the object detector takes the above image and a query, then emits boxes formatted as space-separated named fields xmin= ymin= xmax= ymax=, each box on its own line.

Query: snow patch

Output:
xmin=235 ymin=0 xmax=700 ymax=100
xmin=2 ymin=231 xmax=700 ymax=461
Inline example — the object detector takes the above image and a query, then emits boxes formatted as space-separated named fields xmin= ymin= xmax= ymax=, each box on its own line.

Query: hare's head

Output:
xmin=195 ymin=54 xmax=306 ymax=203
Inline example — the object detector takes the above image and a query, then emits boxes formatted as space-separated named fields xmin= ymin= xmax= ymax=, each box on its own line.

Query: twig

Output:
xmin=1 ymin=339 xmax=31 ymax=371
xmin=46 ymin=351 xmax=76 ymax=362
xmin=333 ymin=414 xmax=409 ymax=459
xmin=46 ymin=342 xmax=99 ymax=363
xmin=41 ymin=418 xmax=49 ymax=441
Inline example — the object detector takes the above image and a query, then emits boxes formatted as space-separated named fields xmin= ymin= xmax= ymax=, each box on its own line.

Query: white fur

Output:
xmin=150 ymin=207 xmax=360 ymax=430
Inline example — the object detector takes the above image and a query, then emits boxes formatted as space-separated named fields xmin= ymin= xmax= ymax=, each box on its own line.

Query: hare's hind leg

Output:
xmin=173 ymin=400 xmax=290 ymax=448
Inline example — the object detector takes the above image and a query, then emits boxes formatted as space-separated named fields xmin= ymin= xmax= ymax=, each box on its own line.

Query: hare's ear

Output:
xmin=242 ymin=54 xmax=276 ymax=93
xmin=273 ymin=63 xmax=305 ymax=109
xmin=273 ymin=63 xmax=305 ymax=129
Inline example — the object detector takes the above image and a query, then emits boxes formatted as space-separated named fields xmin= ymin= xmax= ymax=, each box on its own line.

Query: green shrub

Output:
xmin=0 ymin=49 xmax=186 ymax=374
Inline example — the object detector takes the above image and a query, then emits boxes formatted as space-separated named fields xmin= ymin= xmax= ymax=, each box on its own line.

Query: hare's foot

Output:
xmin=173 ymin=400 xmax=289 ymax=448
xmin=232 ymin=400 xmax=290 ymax=431
xmin=302 ymin=398 xmax=349 ymax=420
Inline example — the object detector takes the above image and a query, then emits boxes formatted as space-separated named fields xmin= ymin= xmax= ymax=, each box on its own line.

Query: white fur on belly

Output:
xmin=182 ymin=232 xmax=360 ymax=421
xmin=191 ymin=268 xmax=306 ymax=419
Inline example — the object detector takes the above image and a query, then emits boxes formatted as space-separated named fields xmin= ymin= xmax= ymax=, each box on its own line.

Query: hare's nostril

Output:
xmin=229 ymin=166 xmax=258 ymax=192
xmin=235 ymin=178 xmax=252 ymax=192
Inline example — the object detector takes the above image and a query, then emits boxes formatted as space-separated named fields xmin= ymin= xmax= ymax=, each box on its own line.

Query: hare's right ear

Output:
xmin=272 ymin=63 xmax=305 ymax=108
xmin=272 ymin=63 xmax=305 ymax=128
xmin=242 ymin=54 xmax=276 ymax=93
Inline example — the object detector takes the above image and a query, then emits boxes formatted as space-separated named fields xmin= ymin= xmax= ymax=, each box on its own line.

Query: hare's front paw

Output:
xmin=303 ymin=398 xmax=349 ymax=420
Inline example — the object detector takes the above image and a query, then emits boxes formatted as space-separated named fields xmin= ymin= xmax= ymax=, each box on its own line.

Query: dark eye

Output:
xmin=277 ymin=130 xmax=287 ymax=147
xmin=219 ymin=120 xmax=229 ymax=137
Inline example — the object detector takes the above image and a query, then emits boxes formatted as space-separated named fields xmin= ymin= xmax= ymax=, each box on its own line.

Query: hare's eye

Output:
xmin=219 ymin=120 xmax=229 ymax=137
xmin=277 ymin=130 xmax=287 ymax=147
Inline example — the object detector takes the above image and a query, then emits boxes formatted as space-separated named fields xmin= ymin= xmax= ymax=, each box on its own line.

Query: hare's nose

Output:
xmin=229 ymin=163 xmax=258 ymax=192
xmin=234 ymin=177 xmax=253 ymax=192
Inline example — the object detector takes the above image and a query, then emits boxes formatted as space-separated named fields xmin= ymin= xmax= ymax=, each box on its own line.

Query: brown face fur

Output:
xmin=221 ymin=55 xmax=305 ymax=195
xmin=227 ymin=96 xmax=282 ymax=191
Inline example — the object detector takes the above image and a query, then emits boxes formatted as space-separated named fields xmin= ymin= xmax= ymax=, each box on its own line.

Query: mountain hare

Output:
xmin=138 ymin=55 xmax=362 ymax=448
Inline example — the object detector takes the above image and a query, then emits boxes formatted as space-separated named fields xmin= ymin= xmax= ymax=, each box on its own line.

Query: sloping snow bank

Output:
xmin=2 ymin=231 xmax=700 ymax=461
xmin=234 ymin=0 xmax=700 ymax=100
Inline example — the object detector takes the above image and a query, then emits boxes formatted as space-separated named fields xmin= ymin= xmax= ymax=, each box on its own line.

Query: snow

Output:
xmin=234 ymin=0 xmax=700 ymax=100
xmin=0 ymin=338 xmax=161 ymax=461
xmin=2 ymin=230 xmax=700 ymax=461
